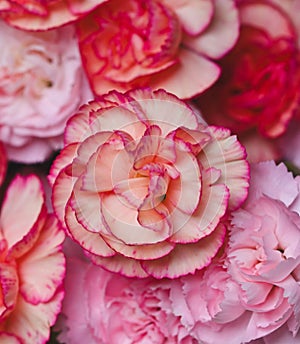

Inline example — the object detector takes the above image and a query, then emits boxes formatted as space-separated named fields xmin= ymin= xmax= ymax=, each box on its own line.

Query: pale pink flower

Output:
xmin=227 ymin=161 xmax=300 ymax=341
xmin=0 ymin=0 xmax=108 ymax=31
xmin=169 ymin=161 xmax=300 ymax=343
xmin=57 ymin=249 xmax=196 ymax=344
xmin=170 ymin=259 xmax=258 ymax=344
xmin=76 ymin=0 xmax=239 ymax=99
xmin=0 ymin=174 xmax=65 ymax=343
xmin=0 ymin=21 xmax=93 ymax=163
xmin=49 ymin=88 xmax=249 ymax=278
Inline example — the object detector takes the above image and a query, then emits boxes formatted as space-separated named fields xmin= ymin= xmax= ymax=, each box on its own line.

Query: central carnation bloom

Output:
xmin=50 ymin=89 xmax=249 ymax=278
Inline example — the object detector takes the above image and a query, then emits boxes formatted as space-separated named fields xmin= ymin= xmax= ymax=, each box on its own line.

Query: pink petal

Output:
xmin=148 ymin=48 xmax=220 ymax=99
xmin=114 ymin=177 xmax=149 ymax=209
xmin=101 ymin=193 xmax=171 ymax=245
xmin=104 ymin=235 xmax=175 ymax=260
xmin=88 ymin=252 xmax=149 ymax=278
xmin=88 ymin=105 xmax=147 ymax=140
xmin=168 ymin=179 xmax=228 ymax=243
xmin=239 ymin=0 xmax=295 ymax=39
xmin=3 ymin=290 xmax=64 ymax=344
xmin=67 ymin=0 xmax=107 ymax=15
xmin=18 ymin=215 xmax=65 ymax=304
xmin=0 ymin=263 xmax=18 ymax=316
xmin=71 ymin=132 xmax=114 ymax=179
xmin=64 ymin=106 xmax=95 ymax=146
xmin=198 ymin=126 xmax=249 ymax=210
xmin=183 ymin=0 xmax=239 ymax=59
xmin=65 ymin=205 xmax=115 ymax=257
xmin=142 ymin=223 xmax=226 ymax=278
xmin=81 ymin=138 xmax=130 ymax=193
xmin=164 ymin=0 xmax=214 ymax=35
xmin=70 ymin=179 xmax=106 ymax=233
xmin=137 ymin=203 xmax=172 ymax=236
xmin=246 ymin=161 xmax=298 ymax=208
xmin=126 ymin=88 xmax=199 ymax=133
xmin=2 ymin=0 xmax=108 ymax=31
xmin=0 ymin=333 xmax=21 ymax=343
xmin=0 ymin=175 xmax=44 ymax=250
xmin=48 ymin=143 xmax=78 ymax=186
xmin=167 ymin=147 xmax=201 ymax=215
xmin=52 ymin=169 xmax=75 ymax=228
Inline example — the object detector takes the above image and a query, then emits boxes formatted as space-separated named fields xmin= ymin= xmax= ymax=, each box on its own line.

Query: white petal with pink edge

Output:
xmin=0 ymin=175 xmax=44 ymax=250
xmin=126 ymin=88 xmax=199 ymax=133
xmin=3 ymin=0 xmax=108 ymax=31
xmin=148 ymin=48 xmax=220 ymax=99
xmin=18 ymin=216 xmax=65 ymax=304
xmin=65 ymin=206 xmax=115 ymax=257
xmin=142 ymin=223 xmax=226 ymax=278
xmin=101 ymin=193 xmax=172 ymax=245
xmin=88 ymin=252 xmax=149 ymax=278
xmin=168 ymin=181 xmax=229 ymax=243
xmin=239 ymin=0 xmax=295 ymax=39
xmin=48 ymin=143 xmax=78 ymax=186
xmin=2 ymin=290 xmax=64 ymax=344
xmin=183 ymin=0 xmax=239 ymax=59
xmin=163 ymin=0 xmax=214 ymax=35
xmin=198 ymin=126 xmax=249 ymax=210
xmin=103 ymin=235 xmax=175 ymax=260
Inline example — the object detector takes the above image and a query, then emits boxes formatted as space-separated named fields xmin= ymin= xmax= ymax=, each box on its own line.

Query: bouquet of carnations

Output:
xmin=0 ymin=0 xmax=299 ymax=343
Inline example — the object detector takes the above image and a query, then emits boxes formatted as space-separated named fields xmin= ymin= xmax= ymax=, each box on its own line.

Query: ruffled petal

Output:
xmin=0 ymin=175 xmax=45 ymax=250
xmin=18 ymin=216 xmax=65 ymax=304
xmin=142 ymin=223 xmax=226 ymax=278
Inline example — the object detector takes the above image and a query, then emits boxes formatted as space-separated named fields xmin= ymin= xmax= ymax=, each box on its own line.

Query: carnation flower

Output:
xmin=49 ymin=88 xmax=249 ymax=278
xmin=76 ymin=0 xmax=239 ymax=99
xmin=168 ymin=161 xmax=300 ymax=343
xmin=0 ymin=0 xmax=108 ymax=31
xmin=57 ymin=246 xmax=196 ymax=344
xmin=0 ymin=174 xmax=65 ymax=343
xmin=0 ymin=21 xmax=92 ymax=163
xmin=196 ymin=0 xmax=300 ymax=139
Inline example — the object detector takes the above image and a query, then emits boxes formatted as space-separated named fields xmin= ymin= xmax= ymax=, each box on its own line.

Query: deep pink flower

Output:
xmin=196 ymin=0 xmax=300 ymax=139
xmin=0 ymin=174 xmax=65 ymax=343
xmin=0 ymin=0 xmax=108 ymax=31
xmin=76 ymin=0 xmax=239 ymax=99
xmin=0 ymin=21 xmax=93 ymax=163
xmin=49 ymin=88 xmax=249 ymax=278
xmin=57 ymin=248 xmax=196 ymax=344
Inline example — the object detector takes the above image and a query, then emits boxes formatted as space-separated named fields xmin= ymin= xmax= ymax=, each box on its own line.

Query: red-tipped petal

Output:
xmin=142 ymin=223 xmax=226 ymax=278
xmin=18 ymin=216 xmax=65 ymax=304
xmin=0 ymin=175 xmax=44 ymax=250
xmin=164 ymin=0 xmax=214 ymax=35
xmin=148 ymin=48 xmax=220 ymax=99
xmin=183 ymin=0 xmax=239 ymax=59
